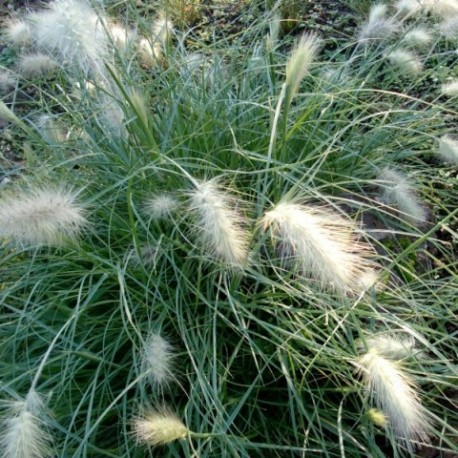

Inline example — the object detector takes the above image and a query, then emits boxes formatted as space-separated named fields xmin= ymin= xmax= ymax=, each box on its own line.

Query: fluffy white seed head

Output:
xmin=356 ymin=340 xmax=432 ymax=443
xmin=31 ymin=0 xmax=109 ymax=77
xmin=137 ymin=39 xmax=162 ymax=68
xmin=132 ymin=408 xmax=189 ymax=446
xmin=378 ymin=168 xmax=428 ymax=226
xmin=0 ymin=187 xmax=87 ymax=246
xmin=0 ymin=70 xmax=17 ymax=92
xmin=261 ymin=201 xmax=376 ymax=295
xmin=423 ymin=0 xmax=458 ymax=18
xmin=440 ymin=17 xmax=458 ymax=39
xmin=403 ymin=28 xmax=433 ymax=48
xmin=358 ymin=4 xmax=400 ymax=43
xmin=394 ymin=0 xmax=423 ymax=17
xmin=285 ymin=33 xmax=321 ymax=102
xmin=441 ymin=79 xmax=458 ymax=96
xmin=144 ymin=194 xmax=178 ymax=220
xmin=107 ymin=23 xmax=136 ymax=53
xmin=189 ymin=179 xmax=250 ymax=268
xmin=437 ymin=135 xmax=458 ymax=164
xmin=18 ymin=53 xmax=59 ymax=78
xmin=364 ymin=335 xmax=415 ymax=359
xmin=367 ymin=408 xmax=388 ymax=427
xmin=140 ymin=334 xmax=175 ymax=387
xmin=0 ymin=391 xmax=52 ymax=458
xmin=151 ymin=16 xmax=173 ymax=44
xmin=386 ymin=49 xmax=423 ymax=76
xmin=3 ymin=19 xmax=32 ymax=47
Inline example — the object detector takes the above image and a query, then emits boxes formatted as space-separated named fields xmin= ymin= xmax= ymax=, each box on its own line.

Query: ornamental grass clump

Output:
xmin=261 ymin=201 xmax=376 ymax=295
xmin=356 ymin=336 xmax=433 ymax=443
xmin=0 ymin=2 xmax=457 ymax=457
xmin=0 ymin=186 xmax=87 ymax=246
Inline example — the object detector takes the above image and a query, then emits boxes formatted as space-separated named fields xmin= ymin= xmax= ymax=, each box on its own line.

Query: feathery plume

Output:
xmin=151 ymin=16 xmax=173 ymax=44
xmin=140 ymin=333 xmax=175 ymax=387
xmin=285 ymin=33 xmax=321 ymax=103
xmin=132 ymin=408 xmax=189 ymax=446
xmin=364 ymin=335 xmax=415 ymax=359
xmin=130 ymin=244 xmax=161 ymax=268
xmin=437 ymin=135 xmax=458 ymax=164
xmin=0 ymin=186 xmax=87 ymax=246
xmin=261 ymin=201 xmax=376 ymax=295
xmin=32 ymin=0 xmax=109 ymax=76
xmin=144 ymin=194 xmax=178 ymax=220
xmin=386 ymin=49 xmax=423 ymax=76
xmin=378 ymin=168 xmax=427 ymax=226
xmin=356 ymin=337 xmax=432 ymax=443
xmin=403 ymin=28 xmax=433 ymax=48
xmin=0 ymin=70 xmax=17 ymax=93
xmin=394 ymin=0 xmax=423 ymax=17
xmin=423 ymin=0 xmax=458 ymax=18
xmin=3 ymin=19 xmax=32 ymax=47
xmin=440 ymin=17 xmax=458 ymax=39
xmin=0 ymin=390 xmax=52 ymax=458
xmin=18 ymin=53 xmax=59 ymax=78
xmin=441 ymin=79 xmax=458 ymax=97
xmin=358 ymin=4 xmax=400 ymax=43
xmin=189 ymin=179 xmax=250 ymax=268
xmin=137 ymin=39 xmax=162 ymax=68
xmin=107 ymin=23 xmax=136 ymax=53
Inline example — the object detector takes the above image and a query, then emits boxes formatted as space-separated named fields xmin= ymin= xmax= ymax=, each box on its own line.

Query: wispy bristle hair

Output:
xmin=0 ymin=186 xmax=87 ymax=246
xmin=137 ymin=39 xmax=162 ymax=68
xmin=386 ymin=49 xmax=423 ymax=76
xmin=358 ymin=4 xmax=400 ymax=43
xmin=144 ymin=194 xmax=178 ymax=220
xmin=18 ymin=53 xmax=59 ymax=78
xmin=403 ymin=28 xmax=433 ymax=48
xmin=0 ymin=390 xmax=52 ymax=458
xmin=132 ymin=407 xmax=189 ymax=446
xmin=285 ymin=33 xmax=321 ymax=103
xmin=189 ymin=179 xmax=250 ymax=268
xmin=437 ymin=135 xmax=458 ymax=165
xmin=378 ymin=168 xmax=427 ymax=227
xmin=3 ymin=19 xmax=32 ymax=47
xmin=140 ymin=333 xmax=175 ymax=388
xmin=394 ymin=0 xmax=423 ymax=17
xmin=32 ymin=0 xmax=109 ymax=76
xmin=441 ymin=79 xmax=458 ymax=97
xmin=261 ymin=201 xmax=376 ymax=295
xmin=440 ymin=17 xmax=458 ymax=39
xmin=151 ymin=16 xmax=173 ymax=43
xmin=0 ymin=70 xmax=17 ymax=93
xmin=423 ymin=0 xmax=458 ymax=18
xmin=356 ymin=337 xmax=432 ymax=443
